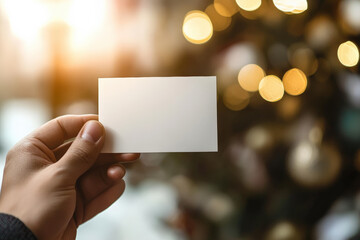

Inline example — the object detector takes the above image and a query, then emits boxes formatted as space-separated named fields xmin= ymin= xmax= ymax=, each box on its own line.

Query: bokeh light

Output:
xmin=338 ymin=72 xmax=360 ymax=108
xmin=214 ymin=0 xmax=239 ymax=17
xmin=216 ymin=42 xmax=261 ymax=92
xmin=236 ymin=0 xmax=262 ymax=12
xmin=309 ymin=125 xmax=323 ymax=145
xmin=259 ymin=75 xmax=284 ymax=102
xmin=223 ymin=83 xmax=250 ymax=111
xmin=273 ymin=0 xmax=308 ymax=14
xmin=2 ymin=0 xmax=106 ymax=44
xmin=266 ymin=221 xmax=304 ymax=240
xmin=288 ymin=142 xmax=341 ymax=188
xmin=339 ymin=108 xmax=360 ymax=142
xmin=238 ymin=64 xmax=265 ymax=92
xmin=2 ymin=0 xmax=50 ymax=40
xmin=277 ymin=96 xmax=301 ymax=120
xmin=202 ymin=193 xmax=234 ymax=222
xmin=261 ymin=2 xmax=284 ymax=25
xmin=340 ymin=0 xmax=360 ymax=34
xmin=337 ymin=41 xmax=359 ymax=67
xmin=238 ymin=0 xmax=267 ymax=20
xmin=282 ymin=68 xmax=307 ymax=96
xmin=305 ymin=15 xmax=338 ymax=51
xmin=228 ymin=141 xmax=269 ymax=192
xmin=222 ymin=43 xmax=260 ymax=72
xmin=67 ymin=0 xmax=106 ymax=47
xmin=245 ymin=126 xmax=273 ymax=150
xmin=182 ymin=10 xmax=213 ymax=44
xmin=0 ymin=99 xmax=50 ymax=152
xmin=289 ymin=44 xmax=318 ymax=76
xmin=205 ymin=4 xmax=231 ymax=31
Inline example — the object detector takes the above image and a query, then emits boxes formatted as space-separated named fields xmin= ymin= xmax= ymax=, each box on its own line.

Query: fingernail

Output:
xmin=107 ymin=165 xmax=125 ymax=179
xmin=81 ymin=121 xmax=103 ymax=143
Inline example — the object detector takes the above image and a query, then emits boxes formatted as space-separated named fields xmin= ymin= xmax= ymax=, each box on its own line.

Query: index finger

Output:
xmin=28 ymin=114 xmax=98 ymax=150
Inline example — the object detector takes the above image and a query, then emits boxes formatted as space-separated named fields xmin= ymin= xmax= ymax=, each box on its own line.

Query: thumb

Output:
xmin=56 ymin=120 xmax=105 ymax=183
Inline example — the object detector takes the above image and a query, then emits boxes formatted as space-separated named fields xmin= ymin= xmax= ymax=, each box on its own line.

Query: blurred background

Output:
xmin=0 ymin=0 xmax=360 ymax=239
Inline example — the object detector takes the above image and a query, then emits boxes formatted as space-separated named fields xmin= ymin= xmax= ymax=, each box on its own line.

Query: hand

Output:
xmin=0 ymin=115 xmax=140 ymax=240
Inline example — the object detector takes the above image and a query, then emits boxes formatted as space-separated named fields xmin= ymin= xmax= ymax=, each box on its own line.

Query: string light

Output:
xmin=273 ymin=0 xmax=308 ymax=14
xmin=205 ymin=4 xmax=231 ymax=31
xmin=259 ymin=75 xmax=284 ymax=102
xmin=337 ymin=41 xmax=359 ymax=67
xmin=282 ymin=68 xmax=307 ymax=96
xmin=182 ymin=11 xmax=213 ymax=44
xmin=236 ymin=0 xmax=262 ymax=12
xmin=238 ymin=64 xmax=265 ymax=92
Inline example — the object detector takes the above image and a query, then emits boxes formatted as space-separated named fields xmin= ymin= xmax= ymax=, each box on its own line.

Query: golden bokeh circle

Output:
xmin=182 ymin=11 xmax=213 ymax=44
xmin=214 ymin=0 xmax=239 ymax=17
xmin=288 ymin=45 xmax=318 ymax=76
xmin=205 ymin=4 xmax=231 ymax=31
xmin=273 ymin=0 xmax=308 ymax=14
xmin=282 ymin=68 xmax=307 ymax=96
xmin=236 ymin=0 xmax=262 ymax=11
xmin=223 ymin=83 xmax=250 ymax=111
xmin=238 ymin=64 xmax=265 ymax=92
xmin=337 ymin=41 xmax=359 ymax=67
xmin=259 ymin=75 xmax=284 ymax=102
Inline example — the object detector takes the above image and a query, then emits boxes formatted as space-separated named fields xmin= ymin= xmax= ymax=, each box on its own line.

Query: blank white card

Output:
xmin=98 ymin=77 xmax=218 ymax=153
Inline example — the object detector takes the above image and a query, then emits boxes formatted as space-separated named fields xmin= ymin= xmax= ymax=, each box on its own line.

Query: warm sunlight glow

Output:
xmin=2 ymin=0 xmax=53 ymax=40
xmin=2 ymin=0 xmax=106 ymax=45
xmin=67 ymin=0 xmax=106 ymax=40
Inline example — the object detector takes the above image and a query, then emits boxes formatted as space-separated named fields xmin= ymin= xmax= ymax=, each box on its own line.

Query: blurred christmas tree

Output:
xmin=128 ymin=0 xmax=360 ymax=239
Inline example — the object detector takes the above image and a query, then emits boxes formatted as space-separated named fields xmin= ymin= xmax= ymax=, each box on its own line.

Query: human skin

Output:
xmin=0 ymin=115 xmax=140 ymax=240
